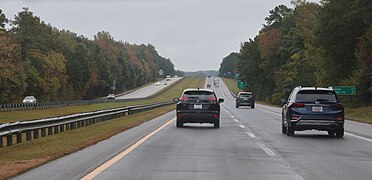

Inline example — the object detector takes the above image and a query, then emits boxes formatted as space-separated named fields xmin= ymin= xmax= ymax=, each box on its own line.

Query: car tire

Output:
xmin=176 ymin=120 xmax=183 ymax=128
xmin=251 ymin=104 xmax=255 ymax=109
xmin=282 ymin=122 xmax=286 ymax=134
xmin=286 ymin=125 xmax=295 ymax=136
xmin=328 ymin=130 xmax=336 ymax=137
xmin=336 ymin=127 xmax=344 ymax=138
xmin=236 ymin=103 xmax=239 ymax=108
xmin=214 ymin=121 xmax=220 ymax=128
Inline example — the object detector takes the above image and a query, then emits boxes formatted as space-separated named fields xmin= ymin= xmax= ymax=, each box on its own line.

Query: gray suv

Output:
xmin=236 ymin=92 xmax=255 ymax=108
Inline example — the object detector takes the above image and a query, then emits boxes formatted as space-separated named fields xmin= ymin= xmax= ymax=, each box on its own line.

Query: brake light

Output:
xmin=178 ymin=113 xmax=183 ymax=118
xmin=331 ymin=104 xmax=344 ymax=110
xmin=291 ymin=116 xmax=301 ymax=120
xmin=336 ymin=116 xmax=344 ymax=121
xmin=291 ymin=103 xmax=305 ymax=107
xmin=179 ymin=97 xmax=188 ymax=101
xmin=213 ymin=114 xmax=219 ymax=118
xmin=208 ymin=97 xmax=217 ymax=101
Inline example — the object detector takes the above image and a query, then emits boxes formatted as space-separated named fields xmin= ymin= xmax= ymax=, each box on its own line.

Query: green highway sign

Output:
xmin=237 ymin=80 xmax=247 ymax=89
xmin=332 ymin=86 xmax=356 ymax=95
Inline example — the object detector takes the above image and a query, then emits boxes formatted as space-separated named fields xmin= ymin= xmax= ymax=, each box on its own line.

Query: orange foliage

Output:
xmin=257 ymin=27 xmax=281 ymax=59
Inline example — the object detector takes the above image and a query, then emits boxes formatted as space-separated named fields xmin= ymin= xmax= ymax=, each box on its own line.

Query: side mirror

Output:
xmin=219 ymin=98 xmax=224 ymax=103
xmin=280 ymin=98 xmax=286 ymax=104
xmin=173 ymin=98 xmax=180 ymax=103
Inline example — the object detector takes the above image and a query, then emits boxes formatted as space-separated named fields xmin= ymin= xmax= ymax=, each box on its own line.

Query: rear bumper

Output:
xmin=177 ymin=110 xmax=219 ymax=123
xmin=291 ymin=118 xmax=344 ymax=131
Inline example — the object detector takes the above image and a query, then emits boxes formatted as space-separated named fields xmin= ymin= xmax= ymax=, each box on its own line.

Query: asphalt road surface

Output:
xmin=14 ymin=77 xmax=372 ymax=180
xmin=116 ymin=77 xmax=183 ymax=99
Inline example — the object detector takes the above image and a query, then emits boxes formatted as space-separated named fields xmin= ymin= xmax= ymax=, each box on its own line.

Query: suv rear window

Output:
xmin=183 ymin=91 xmax=215 ymax=102
xmin=296 ymin=90 xmax=337 ymax=102
xmin=239 ymin=94 xmax=252 ymax=98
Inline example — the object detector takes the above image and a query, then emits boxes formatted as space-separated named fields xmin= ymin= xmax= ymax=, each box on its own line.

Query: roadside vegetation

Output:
xmin=0 ymin=77 xmax=205 ymax=124
xmin=0 ymin=77 xmax=205 ymax=179
xmin=218 ymin=1 xmax=372 ymax=107
xmin=222 ymin=78 xmax=372 ymax=124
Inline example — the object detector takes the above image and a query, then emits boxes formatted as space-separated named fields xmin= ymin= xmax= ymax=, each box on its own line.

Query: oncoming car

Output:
xmin=175 ymin=88 xmax=224 ymax=128
xmin=23 ymin=96 xmax=37 ymax=104
xmin=106 ymin=94 xmax=115 ymax=99
xmin=281 ymin=86 xmax=344 ymax=137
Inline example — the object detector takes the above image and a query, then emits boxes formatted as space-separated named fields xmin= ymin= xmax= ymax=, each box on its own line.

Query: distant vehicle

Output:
xmin=236 ymin=92 xmax=255 ymax=108
xmin=106 ymin=94 xmax=115 ymax=99
xmin=281 ymin=86 xmax=344 ymax=138
xmin=207 ymin=84 xmax=211 ymax=88
xmin=174 ymin=75 xmax=178 ymax=78
xmin=163 ymin=82 xmax=168 ymax=85
xmin=155 ymin=82 xmax=161 ymax=86
xmin=175 ymin=88 xmax=224 ymax=128
xmin=23 ymin=96 xmax=36 ymax=104
xmin=166 ymin=78 xmax=171 ymax=81
xmin=213 ymin=78 xmax=219 ymax=87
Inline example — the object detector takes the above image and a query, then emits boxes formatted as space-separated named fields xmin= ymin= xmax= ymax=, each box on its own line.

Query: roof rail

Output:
xmin=328 ymin=86 xmax=333 ymax=89
xmin=296 ymin=86 xmax=302 ymax=89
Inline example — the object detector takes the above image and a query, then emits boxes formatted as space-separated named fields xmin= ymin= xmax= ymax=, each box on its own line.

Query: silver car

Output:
xmin=23 ymin=96 xmax=37 ymax=104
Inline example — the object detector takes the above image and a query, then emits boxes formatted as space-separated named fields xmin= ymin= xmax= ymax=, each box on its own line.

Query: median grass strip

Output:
xmin=0 ymin=105 xmax=174 ymax=180
xmin=0 ymin=77 xmax=205 ymax=124
xmin=0 ymin=77 xmax=206 ymax=179
xmin=222 ymin=78 xmax=372 ymax=124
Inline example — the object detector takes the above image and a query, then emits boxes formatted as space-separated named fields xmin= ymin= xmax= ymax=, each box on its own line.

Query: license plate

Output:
xmin=194 ymin=104 xmax=202 ymax=109
xmin=312 ymin=106 xmax=323 ymax=112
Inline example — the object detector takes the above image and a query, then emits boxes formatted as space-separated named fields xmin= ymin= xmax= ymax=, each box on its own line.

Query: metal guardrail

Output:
xmin=0 ymin=78 xmax=183 ymax=112
xmin=0 ymin=101 xmax=175 ymax=148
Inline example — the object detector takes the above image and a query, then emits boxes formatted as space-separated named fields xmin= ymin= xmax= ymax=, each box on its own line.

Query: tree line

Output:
xmin=219 ymin=0 xmax=372 ymax=106
xmin=0 ymin=8 xmax=182 ymax=103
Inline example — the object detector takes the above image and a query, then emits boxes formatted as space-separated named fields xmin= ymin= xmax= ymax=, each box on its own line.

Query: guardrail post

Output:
xmin=60 ymin=125 xmax=64 ymax=132
xmin=66 ymin=123 xmax=70 ymax=131
xmin=70 ymin=122 xmax=75 ymax=129
xmin=26 ymin=131 xmax=32 ymax=141
xmin=7 ymin=134 xmax=13 ymax=146
xmin=54 ymin=126 xmax=59 ymax=134
xmin=34 ymin=129 xmax=39 ymax=139
xmin=0 ymin=136 xmax=3 ymax=147
xmin=41 ymin=128 xmax=46 ymax=137
xmin=48 ymin=127 xmax=53 ymax=135
xmin=17 ymin=132 xmax=22 ymax=143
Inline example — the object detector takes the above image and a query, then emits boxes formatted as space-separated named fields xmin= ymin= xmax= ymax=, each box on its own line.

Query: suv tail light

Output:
xmin=179 ymin=97 xmax=188 ymax=101
xmin=331 ymin=104 xmax=344 ymax=110
xmin=291 ymin=116 xmax=301 ymax=120
xmin=290 ymin=103 xmax=305 ymax=107
xmin=336 ymin=116 xmax=344 ymax=121
xmin=208 ymin=97 xmax=216 ymax=101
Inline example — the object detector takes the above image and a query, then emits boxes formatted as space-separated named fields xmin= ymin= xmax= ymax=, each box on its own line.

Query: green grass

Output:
xmin=0 ymin=77 xmax=205 ymax=124
xmin=0 ymin=77 xmax=206 ymax=179
xmin=222 ymin=78 xmax=372 ymax=124
xmin=221 ymin=78 xmax=240 ymax=95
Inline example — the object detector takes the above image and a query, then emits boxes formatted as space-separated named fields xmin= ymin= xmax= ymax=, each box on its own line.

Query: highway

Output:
xmin=116 ymin=77 xmax=183 ymax=99
xmin=14 ymin=77 xmax=372 ymax=180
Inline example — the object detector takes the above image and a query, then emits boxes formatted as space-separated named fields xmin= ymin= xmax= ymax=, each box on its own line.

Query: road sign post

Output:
xmin=332 ymin=86 xmax=356 ymax=95
xmin=237 ymin=80 xmax=247 ymax=89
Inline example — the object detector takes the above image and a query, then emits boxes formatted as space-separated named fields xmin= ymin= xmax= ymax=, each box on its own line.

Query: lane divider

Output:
xmin=81 ymin=117 xmax=176 ymax=180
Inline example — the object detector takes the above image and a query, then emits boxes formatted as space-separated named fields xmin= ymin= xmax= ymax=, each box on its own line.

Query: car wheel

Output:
xmin=236 ymin=103 xmax=239 ymax=108
xmin=214 ymin=121 xmax=220 ymax=128
xmin=176 ymin=120 xmax=183 ymax=128
xmin=286 ymin=125 xmax=295 ymax=136
xmin=251 ymin=104 xmax=255 ymax=109
xmin=336 ymin=127 xmax=344 ymax=138
xmin=328 ymin=130 xmax=336 ymax=137
xmin=282 ymin=122 xmax=286 ymax=134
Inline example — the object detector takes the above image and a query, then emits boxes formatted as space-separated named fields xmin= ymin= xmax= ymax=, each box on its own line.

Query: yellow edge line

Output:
xmin=81 ymin=117 xmax=176 ymax=180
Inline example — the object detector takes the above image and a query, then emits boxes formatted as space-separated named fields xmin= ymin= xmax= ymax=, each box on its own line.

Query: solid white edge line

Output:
xmin=345 ymin=132 xmax=372 ymax=142
xmin=81 ymin=117 xmax=176 ymax=180
xmin=262 ymin=147 xmax=276 ymax=156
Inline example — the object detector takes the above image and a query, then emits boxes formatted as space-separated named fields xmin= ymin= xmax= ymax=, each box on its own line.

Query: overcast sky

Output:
xmin=0 ymin=0 xmax=319 ymax=71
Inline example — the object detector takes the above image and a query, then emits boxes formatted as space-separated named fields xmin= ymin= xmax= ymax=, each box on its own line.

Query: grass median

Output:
xmin=221 ymin=78 xmax=372 ymax=124
xmin=0 ymin=77 xmax=206 ymax=179
xmin=0 ymin=77 xmax=206 ymax=124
